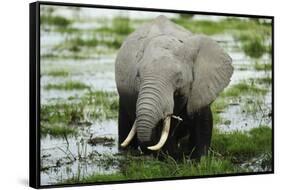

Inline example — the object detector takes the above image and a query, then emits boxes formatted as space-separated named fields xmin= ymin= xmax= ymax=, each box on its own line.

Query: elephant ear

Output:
xmin=187 ymin=35 xmax=233 ymax=113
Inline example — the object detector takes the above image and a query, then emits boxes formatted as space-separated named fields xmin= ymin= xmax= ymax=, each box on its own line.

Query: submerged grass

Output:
xmin=45 ymin=70 xmax=69 ymax=77
xmin=171 ymin=17 xmax=271 ymax=59
xmin=40 ymin=90 xmax=118 ymax=136
xmin=171 ymin=17 xmax=271 ymax=36
xmin=41 ymin=103 xmax=85 ymax=125
xmin=212 ymin=97 xmax=228 ymax=113
xmin=254 ymin=63 xmax=272 ymax=71
xmin=41 ymin=124 xmax=77 ymax=137
xmin=44 ymin=81 xmax=90 ymax=90
xmin=41 ymin=15 xmax=72 ymax=27
xmin=112 ymin=16 xmax=134 ymax=35
xmin=43 ymin=15 xmax=272 ymax=59
xmin=60 ymin=36 xmax=124 ymax=50
xmin=221 ymin=82 xmax=268 ymax=98
xmin=62 ymin=126 xmax=271 ymax=183
xmin=241 ymin=36 xmax=267 ymax=58
xmin=93 ymin=17 xmax=134 ymax=35
xmin=255 ymin=77 xmax=272 ymax=84
xmin=211 ymin=97 xmax=229 ymax=125
xmin=242 ymin=98 xmax=264 ymax=115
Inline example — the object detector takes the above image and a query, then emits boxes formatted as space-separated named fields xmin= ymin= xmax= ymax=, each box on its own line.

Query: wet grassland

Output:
xmin=40 ymin=7 xmax=272 ymax=185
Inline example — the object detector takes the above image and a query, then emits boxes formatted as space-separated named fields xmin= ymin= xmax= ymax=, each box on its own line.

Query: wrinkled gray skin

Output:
xmin=115 ymin=15 xmax=233 ymax=155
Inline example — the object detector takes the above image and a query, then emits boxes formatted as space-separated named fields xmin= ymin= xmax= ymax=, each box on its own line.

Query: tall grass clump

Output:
xmin=112 ymin=17 xmax=133 ymax=35
xmin=41 ymin=15 xmax=72 ymax=27
xmin=241 ymin=36 xmax=267 ymax=58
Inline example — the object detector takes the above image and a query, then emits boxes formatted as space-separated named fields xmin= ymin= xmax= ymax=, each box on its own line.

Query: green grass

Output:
xmin=63 ymin=155 xmax=238 ymax=184
xmin=42 ymin=15 xmax=271 ymax=59
xmin=211 ymin=97 xmax=229 ymax=125
xmin=41 ymin=15 xmax=72 ymax=27
xmin=41 ymin=103 xmax=85 ymax=125
xmin=254 ymin=63 xmax=272 ymax=71
xmin=44 ymin=81 xmax=90 ymax=90
xmin=212 ymin=126 xmax=272 ymax=160
xmin=172 ymin=18 xmax=226 ymax=35
xmin=236 ymin=31 xmax=271 ymax=59
xmin=242 ymin=98 xmax=263 ymax=115
xmin=57 ymin=36 xmax=123 ymax=51
xmin=255 ymin=77 xmax=272 ymax=84
xmin=171 ymin=17 xmax=271 ymax=36
xmin=67 ymin=37 xmax=98 ymax=47
xmin=221 ymin=82 xmax=268 ymax=98
xmin=212 ymin=113 xmax=223 ymax=125
xmin=83 ymin=91 xmax=119 ymax=119
xmin=60 ymin=126 xmax=272 ymax=184
xmin=112 ymin=16 xmax=134 ymax=35
xmin=241 ymin=36 xmax=267 ymax=58
xmin=40 ymin=90 xmax=118 ymax=131
xmin=171 ymin=17 xmax=271 ymax=59
xmin=41 ymin=124 xmax=77 ymax=137
xmin=211 ymin=97 xmax=228 ymax=113
xmin=45 ymin=70 xmax=69 ymax=77
xmin=95 ymin=17 xmax=133 ymax=36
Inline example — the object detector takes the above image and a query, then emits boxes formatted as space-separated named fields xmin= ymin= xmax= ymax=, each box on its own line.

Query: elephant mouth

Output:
xmin=120 ymin=115 xmax=182 ymax=150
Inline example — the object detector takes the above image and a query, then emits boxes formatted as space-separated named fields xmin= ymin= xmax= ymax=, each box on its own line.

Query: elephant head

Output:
xmin=117 ymin=15 xmax=233 ymax=150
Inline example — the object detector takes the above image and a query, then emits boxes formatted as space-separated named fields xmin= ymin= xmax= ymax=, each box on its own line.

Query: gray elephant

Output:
xmin=115 ymin=15 xmax=233 ymax=159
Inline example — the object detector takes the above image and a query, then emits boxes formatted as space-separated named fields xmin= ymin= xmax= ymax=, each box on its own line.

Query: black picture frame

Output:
xmin=30 ymin=1 xmax=274 ymax=188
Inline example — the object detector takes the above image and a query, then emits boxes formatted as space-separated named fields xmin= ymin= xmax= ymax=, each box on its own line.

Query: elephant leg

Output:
xmin=118 ymin=97 xmax=138 ymax=150
xmin=162 ymin=112 xmax=190 ymax=160
xmin=188 ymin=105 xmax=213 ymax=159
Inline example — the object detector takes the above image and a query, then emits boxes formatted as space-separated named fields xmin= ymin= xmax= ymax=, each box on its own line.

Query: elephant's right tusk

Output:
xmin=120 ymin=121 xmax=137 ymax=147
xmin=147 ymin=116 xmax=171 ymax=151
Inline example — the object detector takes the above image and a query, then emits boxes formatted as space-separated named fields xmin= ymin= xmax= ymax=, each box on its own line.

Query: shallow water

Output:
xmin=41 ymin=120 xmax=118 ymax=185
xmin=219 ymin=91 xmax=272 ymax=132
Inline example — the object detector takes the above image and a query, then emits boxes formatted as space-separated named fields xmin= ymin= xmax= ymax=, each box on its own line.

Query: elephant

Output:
xmin=115 ymin=15 xmax=233 ymax=160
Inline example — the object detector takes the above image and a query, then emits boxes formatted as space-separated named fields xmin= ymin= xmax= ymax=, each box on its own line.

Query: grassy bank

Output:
xmin=61 ymin=126 xmax=272 ymax=184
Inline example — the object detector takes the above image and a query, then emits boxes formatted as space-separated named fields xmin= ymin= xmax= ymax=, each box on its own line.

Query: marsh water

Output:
xmin=40 ymin=6 xmax=272 ymax=185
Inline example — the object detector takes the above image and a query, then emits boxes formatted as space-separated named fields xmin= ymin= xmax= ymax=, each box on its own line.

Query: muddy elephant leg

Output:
xmin=118 ymin=97 xmax=138 ymax=150
xmin=188 ymin=105 xmax=213 ymax=159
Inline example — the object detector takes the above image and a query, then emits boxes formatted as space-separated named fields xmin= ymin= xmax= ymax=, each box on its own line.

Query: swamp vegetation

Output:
xmin=40 ymin=6 xmax=272 ymax=185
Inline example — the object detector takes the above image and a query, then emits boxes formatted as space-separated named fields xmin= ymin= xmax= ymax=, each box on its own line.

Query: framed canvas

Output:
xmin=29 ymin=1 xmax=274 ymax=188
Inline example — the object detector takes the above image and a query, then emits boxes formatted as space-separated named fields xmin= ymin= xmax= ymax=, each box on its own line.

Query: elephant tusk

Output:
xmin=147 ymin=116 xmax=171 ymax=151
xmin=120 ymin=121 xmax=137 ymax=147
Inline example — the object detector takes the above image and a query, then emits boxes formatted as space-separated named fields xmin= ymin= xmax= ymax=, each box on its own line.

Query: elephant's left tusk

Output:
xmin=120 ymin=121 xmax=137 ymax=147
xmin=147 ymin=116 xmax=171 ymax=151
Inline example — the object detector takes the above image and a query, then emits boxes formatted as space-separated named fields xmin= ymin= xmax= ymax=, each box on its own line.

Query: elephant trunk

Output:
xmin=136 ymin=76 xmax=173 ymax=144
